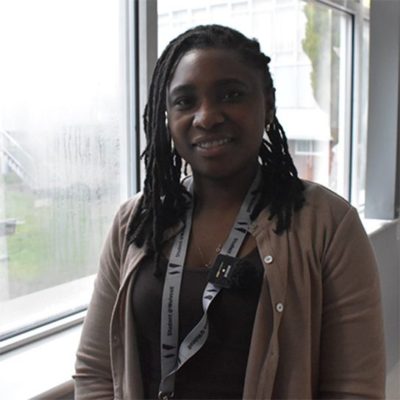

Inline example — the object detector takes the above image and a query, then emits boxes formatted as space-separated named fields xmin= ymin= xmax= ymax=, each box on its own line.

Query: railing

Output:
xmin=0 ymin=129 xmax=37 ymax=188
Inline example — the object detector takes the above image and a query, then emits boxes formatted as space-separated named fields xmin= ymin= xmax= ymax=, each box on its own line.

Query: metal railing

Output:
xmin=0 ymin=129 xmax=37 ymax=187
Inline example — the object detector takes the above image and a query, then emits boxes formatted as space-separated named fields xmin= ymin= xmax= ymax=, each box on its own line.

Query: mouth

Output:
xmin=193 ymin=137 xmax=233 ymax=150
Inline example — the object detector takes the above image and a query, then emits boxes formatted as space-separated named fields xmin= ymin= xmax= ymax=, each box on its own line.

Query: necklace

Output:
xmin=194 ymin=239 xmax=222 ymax=268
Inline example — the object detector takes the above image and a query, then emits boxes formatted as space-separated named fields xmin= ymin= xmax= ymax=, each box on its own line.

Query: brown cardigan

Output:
xmin=74 ymin=181 xmax=386 ymax=399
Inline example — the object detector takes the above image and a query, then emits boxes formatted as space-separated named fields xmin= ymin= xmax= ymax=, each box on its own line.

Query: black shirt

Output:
xmin=132 ymin=248 xmax=265 ymax=399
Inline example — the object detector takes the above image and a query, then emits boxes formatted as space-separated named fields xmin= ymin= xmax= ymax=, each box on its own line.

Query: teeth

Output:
xmin=197 ymin=138 xmax=230 ymax=149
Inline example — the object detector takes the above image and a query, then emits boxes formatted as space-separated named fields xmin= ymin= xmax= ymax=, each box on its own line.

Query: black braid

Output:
xmin=253 ymin=117 xmax=305 ymax=233
xmin=127 ymin=24 xmax=305 ymax=274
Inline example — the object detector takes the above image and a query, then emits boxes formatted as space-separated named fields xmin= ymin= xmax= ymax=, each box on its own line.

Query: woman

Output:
xmin=74 ymin=25 xmax=385 ymax=399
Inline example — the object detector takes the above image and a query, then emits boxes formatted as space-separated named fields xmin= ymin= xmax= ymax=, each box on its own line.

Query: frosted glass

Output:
xmin=0 ymin=0 xmax=127 ymax=311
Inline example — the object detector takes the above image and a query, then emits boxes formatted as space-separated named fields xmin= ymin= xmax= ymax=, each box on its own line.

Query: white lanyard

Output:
xmin=159 ymin=172 xmax=261 ymax=400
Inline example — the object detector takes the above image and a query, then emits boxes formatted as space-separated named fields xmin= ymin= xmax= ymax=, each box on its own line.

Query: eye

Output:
xmin=221 ymin=89 xmax=244 ymax=102
xmin=172 ymin=96 xmax=195 ymax=110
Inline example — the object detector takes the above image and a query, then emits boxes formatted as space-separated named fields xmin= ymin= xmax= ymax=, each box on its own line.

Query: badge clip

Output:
xmin=208 ymin=254 xmax=240 ymax=288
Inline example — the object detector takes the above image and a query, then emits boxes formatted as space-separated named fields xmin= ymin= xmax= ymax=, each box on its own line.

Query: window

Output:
xmin=157 ymin=0 xmax=370 ymax=205
xmin=0 ymin=0 xmax=370 ymax=355
xmin=351 ymin=16 xmax=370 ymax=210
xmin=0 ymin=0 xmax=134 ymax=348
xmin=1 ymin=2 xmax=398 ymax=399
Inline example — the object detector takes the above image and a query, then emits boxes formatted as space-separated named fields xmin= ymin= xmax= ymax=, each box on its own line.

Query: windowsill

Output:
xmin=0 ymin=275 xmax=95 ymax=399
xmin=1 ymin=275 xmax=95 ymax=343
xmin=360 ymin=215 xmax=398 ymax=236
xmin=0 ymin=324 xmax=80 ymax=399
xmin=0 ymin=218 xmax=397 ymax=400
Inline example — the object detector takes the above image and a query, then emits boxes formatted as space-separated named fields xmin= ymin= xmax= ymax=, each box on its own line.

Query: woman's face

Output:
xmin=166 ymin=48 xmax=270 ymax=181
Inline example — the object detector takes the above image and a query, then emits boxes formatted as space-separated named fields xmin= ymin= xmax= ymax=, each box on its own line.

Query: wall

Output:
xmin=369 ymin=221 xmax=400 ymax=399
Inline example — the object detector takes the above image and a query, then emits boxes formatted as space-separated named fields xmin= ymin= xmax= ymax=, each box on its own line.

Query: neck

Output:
xmin=192 ymin=166 xmax=259 ymax=213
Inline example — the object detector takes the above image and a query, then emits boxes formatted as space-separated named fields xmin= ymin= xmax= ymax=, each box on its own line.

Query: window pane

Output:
xmin=0 ymin=0 xmax=128 ymax=338
xmin=157 ymin=0 xmax=352 ymax=197
xmin=351 ymin=20 xmax=369 ymax=209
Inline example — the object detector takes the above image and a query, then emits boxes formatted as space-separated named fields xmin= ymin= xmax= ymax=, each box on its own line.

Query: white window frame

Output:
xmin=0 ymin=0 xmax=140 ymax=355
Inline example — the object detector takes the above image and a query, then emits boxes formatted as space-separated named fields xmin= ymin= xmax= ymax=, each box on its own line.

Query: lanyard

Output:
xmin=159 ymin=172 xmax=261 ymax=400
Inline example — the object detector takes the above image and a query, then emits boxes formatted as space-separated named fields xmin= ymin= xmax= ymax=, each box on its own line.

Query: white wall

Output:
xmin=369 ymin=221 xmax=400 ymax=399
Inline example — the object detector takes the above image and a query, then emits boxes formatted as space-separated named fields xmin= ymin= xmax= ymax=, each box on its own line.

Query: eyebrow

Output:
xmin=168 ymin=84 xmax=195 ymax=98
xmin=168 ymin=78 xmax=248 ymax=97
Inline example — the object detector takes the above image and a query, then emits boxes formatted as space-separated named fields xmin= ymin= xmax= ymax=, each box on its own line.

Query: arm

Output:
xmin=319 ymin=207 xmax=385 ymax=399
xmin=73 ymin=205 xmax=125 ymax=399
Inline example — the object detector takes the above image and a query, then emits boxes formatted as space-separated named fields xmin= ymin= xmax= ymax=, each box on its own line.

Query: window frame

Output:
xmin=0 ymin=0 xmax=140 ymax=354
xmin=364 ymin=0 xmax=400 ymax=219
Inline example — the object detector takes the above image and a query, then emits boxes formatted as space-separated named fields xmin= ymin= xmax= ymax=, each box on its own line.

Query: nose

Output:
xmin=192 ymin=101 xmax=224 ymax=130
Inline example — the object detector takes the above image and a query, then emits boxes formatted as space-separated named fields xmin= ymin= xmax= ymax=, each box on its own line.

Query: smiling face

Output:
xmin=166 ymin=48 xmax=270 ymax=182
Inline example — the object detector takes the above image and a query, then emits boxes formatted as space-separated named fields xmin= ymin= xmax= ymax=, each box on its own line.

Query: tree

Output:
xmin=302 ymin=2 xmax=341 ymax=146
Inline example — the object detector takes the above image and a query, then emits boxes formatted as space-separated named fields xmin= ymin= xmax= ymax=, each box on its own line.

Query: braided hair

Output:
xmin=127 ymin=24 xmax=305 ymax=265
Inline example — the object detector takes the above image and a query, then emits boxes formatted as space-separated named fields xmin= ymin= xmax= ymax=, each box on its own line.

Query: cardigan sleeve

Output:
xmin=318 ymin=207 xmax=386 ymax=399
xmin=73 ymin=202 xmax=128 ymax=400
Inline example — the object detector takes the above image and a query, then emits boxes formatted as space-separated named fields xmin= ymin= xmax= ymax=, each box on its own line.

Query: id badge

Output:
xmin=208 ymin=254 xmax=240 ymax=288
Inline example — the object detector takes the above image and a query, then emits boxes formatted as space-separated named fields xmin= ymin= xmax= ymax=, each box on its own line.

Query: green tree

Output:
xmin=302 ymin=2 xmax=341 ymax=145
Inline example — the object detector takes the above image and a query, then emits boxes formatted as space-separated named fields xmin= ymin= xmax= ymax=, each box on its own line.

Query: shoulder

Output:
xmin=302 ymin=180 xmax=350 ymax=210
xmin=255 ymin=180 xmax=355 ymax=231
xmin=288 ymin=181 xmax=367 ymax=255
xmin=299 ymin=180 xmax=355 ymax=225
xmin=107 ymin=192 xmax=144 ymax=253
xmin=116 ymin=192 xmax=143 ymax=225
xmin=260 ymin=180 xmax=364 ymax=248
